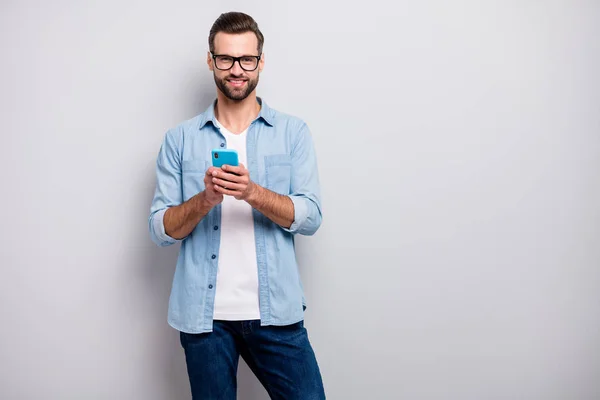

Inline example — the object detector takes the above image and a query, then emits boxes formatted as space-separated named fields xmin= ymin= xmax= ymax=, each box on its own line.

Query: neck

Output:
xmin=214 ymin=91 xmax=261 ymax=134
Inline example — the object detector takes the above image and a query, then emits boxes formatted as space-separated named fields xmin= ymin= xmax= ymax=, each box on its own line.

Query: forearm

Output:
xmin=164 ymin=191 xmax=213 ymax=240
xmin=246 ymin=184 xmax=294 ymax=229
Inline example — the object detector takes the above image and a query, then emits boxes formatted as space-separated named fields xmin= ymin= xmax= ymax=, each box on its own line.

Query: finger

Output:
xmin=214 ymin=184 xmax=242 ymax=196
xmin=213 ymin=178 xmax=245 ymax=191
xmin=222 ymin=164 xmax=247 ymax=176
xmin=204 ymin=176 xmax=217 ymax=189
xmin=212 ymin=169 xmax=245 ymax=183
xmin=204 ymin=176 xmax=220 ymax=190
xmin=206 ymin=166 xmax=217 ymax=176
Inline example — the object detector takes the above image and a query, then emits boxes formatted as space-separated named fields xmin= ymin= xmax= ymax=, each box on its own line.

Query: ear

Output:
xmin=258 ymin=52 xmax=265 ymax=73
xmin=207 ymin=51 xmax=214 ymax=72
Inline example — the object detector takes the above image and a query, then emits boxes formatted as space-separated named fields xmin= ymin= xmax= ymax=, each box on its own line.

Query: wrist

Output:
xmin=245 ymin=182 xmax=261 ymax=204
xmin=196 ymin=191 xmax=214 ymax=210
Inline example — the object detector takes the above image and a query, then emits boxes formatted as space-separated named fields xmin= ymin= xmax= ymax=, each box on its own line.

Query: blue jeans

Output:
xmin=179 ymin=319 xmax=326 ymax=399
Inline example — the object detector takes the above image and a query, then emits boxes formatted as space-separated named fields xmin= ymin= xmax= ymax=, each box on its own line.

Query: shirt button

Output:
xmin=220 ymin=143 xmax=225 ymax=147
xmin=214 ymin=226 xmax=218 ymax=230
xmin=211 ymin=254 xmax=216 ymax=259
xmin=208 ymin=284 xmax=213 ymax=289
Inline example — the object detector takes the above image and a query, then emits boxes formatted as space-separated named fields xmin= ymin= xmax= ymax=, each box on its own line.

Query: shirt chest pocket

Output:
xmin=181 ymin=159 xmax=210 ymax=201
xmin=265 ymin=154 xmax=292 ymax=195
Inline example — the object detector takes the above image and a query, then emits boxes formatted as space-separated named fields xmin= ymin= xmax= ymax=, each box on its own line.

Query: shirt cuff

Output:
xmin=152 ymin=208 xmax=180 ymax=245
xmin=284 ymin=195 xmax=308 ymax=233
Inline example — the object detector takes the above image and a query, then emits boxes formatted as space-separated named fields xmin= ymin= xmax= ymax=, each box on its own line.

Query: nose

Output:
xmin=230 ymin=59 xmax=244 ymax=75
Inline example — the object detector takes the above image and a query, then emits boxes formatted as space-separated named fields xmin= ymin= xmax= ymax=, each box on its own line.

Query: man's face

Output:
xmin=208 ymin=31 xmax=264 ymax=102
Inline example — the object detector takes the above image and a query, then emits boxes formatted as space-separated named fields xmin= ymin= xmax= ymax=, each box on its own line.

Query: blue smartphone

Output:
xmin=212 ymin=148 xmax=239 ymax=169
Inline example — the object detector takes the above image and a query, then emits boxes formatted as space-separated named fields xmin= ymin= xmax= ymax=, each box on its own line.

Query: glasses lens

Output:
xmin=215 ymin=56 xmax=233 ymax=70
xmin=239 ymin=56 xmax=258 ymax=70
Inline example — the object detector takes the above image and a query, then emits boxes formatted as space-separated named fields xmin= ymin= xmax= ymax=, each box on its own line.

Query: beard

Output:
xmin=214 ymin=72 xmax=259 ymax=101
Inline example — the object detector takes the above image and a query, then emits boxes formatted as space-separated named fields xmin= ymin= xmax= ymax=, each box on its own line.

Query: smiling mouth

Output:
xmin=227 ymin=79 xmax=247 ymax=88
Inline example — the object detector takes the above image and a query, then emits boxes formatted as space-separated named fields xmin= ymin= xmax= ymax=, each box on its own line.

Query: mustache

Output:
xmin=225 ymin=75 xmax=248 ymax=80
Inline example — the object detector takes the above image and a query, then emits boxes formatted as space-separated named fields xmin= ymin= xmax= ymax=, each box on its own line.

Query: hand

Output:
xmin=211 ymin=163 xmax=258 ymax=201
xmin=203 ymin=167 xmax=224 ymax=206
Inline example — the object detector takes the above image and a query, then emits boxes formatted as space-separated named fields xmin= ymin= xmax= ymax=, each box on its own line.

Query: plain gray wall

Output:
xmin=1 ymin=1 xmax=599 ymax=399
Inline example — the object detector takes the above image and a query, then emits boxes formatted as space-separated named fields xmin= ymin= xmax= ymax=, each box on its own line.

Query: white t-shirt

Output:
xmin=212 ymin=119 xmax=260 ymax=320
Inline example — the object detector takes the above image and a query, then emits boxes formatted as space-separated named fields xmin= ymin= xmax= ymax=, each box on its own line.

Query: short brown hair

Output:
xmin=208 ymin=12 xmax=264 ymax=55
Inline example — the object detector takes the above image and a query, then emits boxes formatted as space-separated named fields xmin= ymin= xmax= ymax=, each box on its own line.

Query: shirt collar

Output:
xmin=198 ymin=96 xmax=274 ymax=130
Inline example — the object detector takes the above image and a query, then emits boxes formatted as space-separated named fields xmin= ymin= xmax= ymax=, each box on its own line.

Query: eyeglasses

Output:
xmin=211 ymin=52 xmax=261 ymax=71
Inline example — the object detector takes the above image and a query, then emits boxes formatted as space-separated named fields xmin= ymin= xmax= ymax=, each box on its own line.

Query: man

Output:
xmin=148 ymin=11 xmax=326 ymax=399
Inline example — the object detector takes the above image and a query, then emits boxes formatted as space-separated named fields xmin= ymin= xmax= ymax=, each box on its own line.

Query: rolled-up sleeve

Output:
xmin=148 ymin=130 xmax=184 ymax=246
xmin=282 ymin=122 xmax=323 ymax=236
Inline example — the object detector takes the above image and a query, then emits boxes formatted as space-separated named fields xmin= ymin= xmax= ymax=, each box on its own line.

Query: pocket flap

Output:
xmin=264 ymin=154 xmax=292 ymax=167
xmin=182 ymin=159 xmax=209 ymax=172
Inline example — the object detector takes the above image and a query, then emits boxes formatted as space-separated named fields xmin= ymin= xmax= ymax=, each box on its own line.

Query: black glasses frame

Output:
xmin=211 ymin=52 xmax=261 ymax=71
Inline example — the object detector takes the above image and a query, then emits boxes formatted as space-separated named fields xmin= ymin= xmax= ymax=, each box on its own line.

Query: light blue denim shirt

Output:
xmin=148 ymin=98 xmax=322 ymax=334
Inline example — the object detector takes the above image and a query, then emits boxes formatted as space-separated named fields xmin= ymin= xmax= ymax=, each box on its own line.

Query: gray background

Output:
xmin=1 ymin=1 xmax=599 ymax=399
